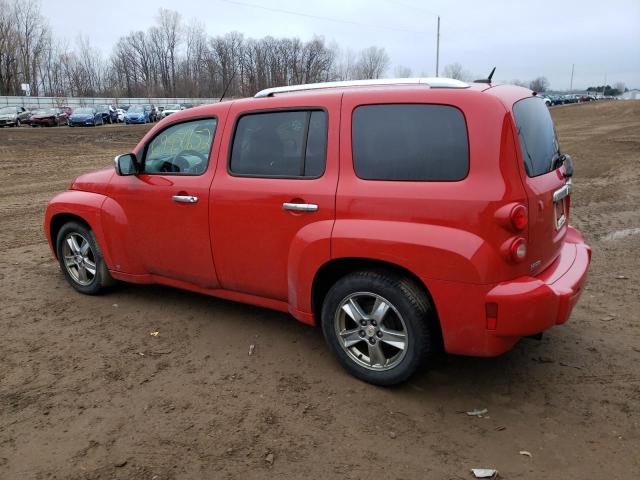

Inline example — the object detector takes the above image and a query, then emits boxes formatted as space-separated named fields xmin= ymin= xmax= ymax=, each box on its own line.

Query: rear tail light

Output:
xmin=510 ymin=204 xmax=528 ymax=231
xmin=510 ymin=237 xmax=527 ymax=262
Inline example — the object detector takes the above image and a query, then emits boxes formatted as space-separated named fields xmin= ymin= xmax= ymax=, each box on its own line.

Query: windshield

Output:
xmin=129 ymin=106 xmax=144 ymax=113
xmin=165 ymin=104 xmax=180 ymax=110
xmin=75 ymin=108 xmax=93 ymax=114
xmin=35 ymin=109 xmax=56 ymax=115
xmin=0 ymin=106 xmax=16 ymax=114
xmin=513 ymin=97 xmax=560 ymax=177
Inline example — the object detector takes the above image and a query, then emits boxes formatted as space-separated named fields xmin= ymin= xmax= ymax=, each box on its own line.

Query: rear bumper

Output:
xmin=430 ymin=226 xmax=591 ymax=356
xmin=486 ymin=227 xmax=591 ymax=338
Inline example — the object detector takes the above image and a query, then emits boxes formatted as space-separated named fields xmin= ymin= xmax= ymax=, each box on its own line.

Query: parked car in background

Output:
xmin=548 ymin=95 xmax=564 ymax=106
xmin=96 ymin=104 xmax=118 ymax=124
xmin=116 ymin=108 xmax=126 ymax=123
xmin=124 ymin=105 xmax=150 ymax=124
xmin=146 ymin=104 xmax=158 ymax=122
xmin=68 ymin=107 xmax=104 ymax=127
xmin=181 ymin=103 xmax=193 ymax=109
xmin=0 ymin=105 xmax=31 ymax=127
xmin=29 ymin=108 xmax=69 ymax=127
xmin=539 ymin=95 xmax=552 ymax=107
xmin=44 ymin=78 xmax=591 ymax=386
xmin=160 ymin=104 xmax=182 ymax=119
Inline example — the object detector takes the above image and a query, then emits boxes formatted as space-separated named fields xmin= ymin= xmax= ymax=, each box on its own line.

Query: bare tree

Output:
xmin=354 ymin=46 xmax=390 ymax=79
xmin=614 ymin=81 xmax=626 ymax=94
xmin=0 ymin=3 xmax=409 ymax=99
xmin=393 ymin=65 xmax=413 ymax=78
xmin=529 ymin=76 xmax=550 ymax=92
xmin=0 ymin=0 xmax=19 ymax=95
xmin=443 ymin=62 xmax=471 ymax=81
xmin=156 ymin=8 xmax=181 ymax=96
xmin=14 ymin=0 xmax=49 ymax=96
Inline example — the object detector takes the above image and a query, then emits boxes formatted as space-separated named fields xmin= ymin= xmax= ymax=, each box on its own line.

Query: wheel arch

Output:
xmin=311 ymin=257 xmax=443 ymax=347
xmin=50 ymin=213 xmax=91 ymax=257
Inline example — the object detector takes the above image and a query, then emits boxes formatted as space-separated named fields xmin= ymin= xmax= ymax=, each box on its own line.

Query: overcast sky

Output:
xmin=42 ymin=0 xmax=639 ymax=90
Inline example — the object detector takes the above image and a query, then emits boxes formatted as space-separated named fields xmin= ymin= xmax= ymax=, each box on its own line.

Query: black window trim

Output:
xmin=141 ymin=115 xmax=218 ymax=176
xmin=227 ymin=106 xmax=329 ymax=180
xmin=350 ymin=102 xmax=471 ymax=182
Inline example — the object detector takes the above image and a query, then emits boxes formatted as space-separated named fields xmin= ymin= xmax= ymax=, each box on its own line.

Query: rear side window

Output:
xmin=513 ymin=97 xmax=560 ymax=177
xmin=352 ymin=104 xmax=468 ymax=181
xmin=230 ymin=110 xmax=327 ymax=178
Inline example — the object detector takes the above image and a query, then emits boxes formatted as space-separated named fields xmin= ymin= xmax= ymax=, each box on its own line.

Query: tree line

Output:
xmin=0 ymin=0 xmax=394 ymax=98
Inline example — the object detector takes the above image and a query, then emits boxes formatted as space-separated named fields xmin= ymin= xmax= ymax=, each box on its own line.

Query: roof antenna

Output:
xmin=474 ymin=67 xmax=496 ymax=84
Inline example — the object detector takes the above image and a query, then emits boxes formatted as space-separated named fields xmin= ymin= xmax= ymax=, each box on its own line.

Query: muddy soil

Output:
xmin=0 ymin=102 xmax=639 ymax=479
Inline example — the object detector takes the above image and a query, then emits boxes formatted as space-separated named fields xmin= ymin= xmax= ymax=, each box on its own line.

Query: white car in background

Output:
xmin=160 ymin=104 xmax=183 ymax=119
xmin=116 ymin=109 xmax=126 ymax=123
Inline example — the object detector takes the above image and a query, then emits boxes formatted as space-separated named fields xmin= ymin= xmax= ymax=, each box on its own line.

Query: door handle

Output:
xmin=172 ymin=195 xmax=198 ymax=204
xmin=282 ymin=202 xmax=318 ymax=212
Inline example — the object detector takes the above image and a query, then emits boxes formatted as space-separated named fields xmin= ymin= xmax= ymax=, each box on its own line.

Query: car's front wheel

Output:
xmin=321 ymin=270 xmax=437 ymax=386
xmin=56 ymin=221 xmax=114 ymax=295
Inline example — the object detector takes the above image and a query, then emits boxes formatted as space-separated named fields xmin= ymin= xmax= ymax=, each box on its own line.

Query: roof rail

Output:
xmin=254 ymin=77 xmax=469 ymax=98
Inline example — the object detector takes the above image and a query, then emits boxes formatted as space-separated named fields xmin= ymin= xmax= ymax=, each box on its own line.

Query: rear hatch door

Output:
xmin=513 ymin=97 xmax=570 ymax=275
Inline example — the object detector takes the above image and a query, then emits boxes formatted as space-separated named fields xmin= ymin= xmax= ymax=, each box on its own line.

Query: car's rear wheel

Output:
xmin=56 ymin=221 xmax=114 ymax=295
xmin=16 ymin=119 xmax=21 ymax=127
xmin=321 ymin=270 xmax=436 ymax=386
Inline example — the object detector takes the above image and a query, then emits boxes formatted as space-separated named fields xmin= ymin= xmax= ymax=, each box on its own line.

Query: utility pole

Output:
xmin=602 ymin=73 xmax=607 ymax=97
xmin=435 ymin=16 xmax=440 ymax=77
xmin=570 ymin=64 xmax=574 ymax=91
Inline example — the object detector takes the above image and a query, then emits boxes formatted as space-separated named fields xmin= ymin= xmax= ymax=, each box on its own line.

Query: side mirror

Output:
xmin=114 ymin=153 xmax=138 ymax=176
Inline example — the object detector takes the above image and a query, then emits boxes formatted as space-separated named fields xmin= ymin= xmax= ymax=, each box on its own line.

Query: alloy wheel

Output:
xmin=334 ymin=292 xmax=408 ymax=371
xmin=61 ymin=232 xmax=97 ymax=286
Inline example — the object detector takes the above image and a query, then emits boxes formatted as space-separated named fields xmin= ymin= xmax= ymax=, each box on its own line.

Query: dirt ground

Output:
xmin=1 ymin=101 xmax=639 ymax=480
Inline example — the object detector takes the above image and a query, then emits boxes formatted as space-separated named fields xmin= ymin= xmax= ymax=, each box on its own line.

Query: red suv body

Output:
xmin=44 ymin=79 xmax=591 ymax=385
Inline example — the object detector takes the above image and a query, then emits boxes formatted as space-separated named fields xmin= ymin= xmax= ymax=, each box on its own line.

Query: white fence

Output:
xmin=0 ymin=96 xmax=222 ymax=108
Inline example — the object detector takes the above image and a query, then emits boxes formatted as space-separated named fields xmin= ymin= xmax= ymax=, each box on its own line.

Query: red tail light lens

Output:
xmin=510 ymin=204 xmax=528 ymax=231
xmin=510 ymin=237 xmax=527 ymax=262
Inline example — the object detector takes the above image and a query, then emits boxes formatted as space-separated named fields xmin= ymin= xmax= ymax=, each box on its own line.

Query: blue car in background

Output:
xmin=68 ymin=107 xmax=104 ymax=127
xmin=96 ymin=104 xmax=117 ymax=124
xmin=125 ymin=105 xmax=150 ymax=124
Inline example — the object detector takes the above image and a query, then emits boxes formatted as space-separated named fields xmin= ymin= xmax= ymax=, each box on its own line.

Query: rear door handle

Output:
xmin=282 ymin=202 xmax=318 ymax=212
xmin=172 ymin=195 xmax=198 ymax=204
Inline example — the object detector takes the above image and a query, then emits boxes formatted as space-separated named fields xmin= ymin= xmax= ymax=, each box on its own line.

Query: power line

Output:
xmin=383 ymin=0 xmax=439 ymax=17
xmin=218 ymin=0 xmax=429 ymax=35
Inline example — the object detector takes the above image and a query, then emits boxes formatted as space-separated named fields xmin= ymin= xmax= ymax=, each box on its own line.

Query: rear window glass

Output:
xmin=513 ymin=97 xmax=560 ymax=177
xmin=352 ymin=104 xmax=468 ymax=181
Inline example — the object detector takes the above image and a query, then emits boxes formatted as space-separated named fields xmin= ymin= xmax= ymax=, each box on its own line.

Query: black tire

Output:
xmin=16 ymin=119 xmax=21 ymax=127
xmin=56 ymin=221 xmax=115 ymax=295
xmin=321 ymin=270 xmax=436 ymax=386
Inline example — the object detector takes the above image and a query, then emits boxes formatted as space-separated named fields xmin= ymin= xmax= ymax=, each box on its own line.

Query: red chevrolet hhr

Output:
xmin=45 ymin=78 xmax=591 ymax=385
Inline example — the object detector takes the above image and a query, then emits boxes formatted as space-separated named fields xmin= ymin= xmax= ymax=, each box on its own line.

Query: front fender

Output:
xmin=44 ymin=190 xmax=111 ymax=266
xmin=331 ymin=219 xmax=495 ymax=284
